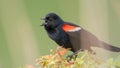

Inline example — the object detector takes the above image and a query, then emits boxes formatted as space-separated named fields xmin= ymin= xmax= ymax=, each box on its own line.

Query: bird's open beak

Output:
xmin=40 ymin=17 xmax=46 ymax=26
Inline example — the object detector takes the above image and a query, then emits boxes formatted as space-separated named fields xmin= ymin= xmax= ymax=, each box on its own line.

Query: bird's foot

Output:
xmin=66 ymin=52 xmax=78 ymax=62
xmin=66 ymin=49 xmax=83 ymax=62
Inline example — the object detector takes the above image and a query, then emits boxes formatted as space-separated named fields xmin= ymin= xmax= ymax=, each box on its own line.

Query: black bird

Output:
xmin=40 ymin=13 xmax=120 ymax=58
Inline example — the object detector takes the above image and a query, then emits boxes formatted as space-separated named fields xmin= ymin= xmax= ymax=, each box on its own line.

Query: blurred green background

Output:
xmin=0 ymin=0 xmax=120 ymax=68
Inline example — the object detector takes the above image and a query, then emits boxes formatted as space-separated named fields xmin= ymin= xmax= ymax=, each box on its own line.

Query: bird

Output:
xmin=40 ymin=13 xmax=120 ymax=59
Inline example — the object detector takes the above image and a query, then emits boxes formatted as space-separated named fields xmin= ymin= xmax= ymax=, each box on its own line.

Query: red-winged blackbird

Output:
xmin=41 ymin=13 xmax=120 ymax=55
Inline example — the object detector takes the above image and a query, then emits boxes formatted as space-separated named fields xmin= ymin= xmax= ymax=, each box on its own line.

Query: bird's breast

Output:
xmin=48 ymin=29 xmax=62 ymax=41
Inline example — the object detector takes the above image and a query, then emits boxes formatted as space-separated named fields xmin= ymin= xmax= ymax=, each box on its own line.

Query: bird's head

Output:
xmin=40 ymin=13 xmax=63 ymax=28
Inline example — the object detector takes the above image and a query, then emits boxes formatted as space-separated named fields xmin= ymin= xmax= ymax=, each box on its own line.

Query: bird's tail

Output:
xmin=99 ymin=41 xmax=120 ymax=52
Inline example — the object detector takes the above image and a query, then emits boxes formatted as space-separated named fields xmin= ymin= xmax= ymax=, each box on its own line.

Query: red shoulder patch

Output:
xmin=62 ymin=24 xmax=78 ymax=32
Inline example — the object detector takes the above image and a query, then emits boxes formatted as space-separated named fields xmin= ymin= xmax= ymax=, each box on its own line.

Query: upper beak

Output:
xmin=41 ymin=18 xmax=45 ymax=20
xmin=40 ymin=22 xmax=47 ymax=26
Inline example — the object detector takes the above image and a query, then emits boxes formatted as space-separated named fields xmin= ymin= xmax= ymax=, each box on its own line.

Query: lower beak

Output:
xmin=40 ymin=23 xmax=47 ymax=26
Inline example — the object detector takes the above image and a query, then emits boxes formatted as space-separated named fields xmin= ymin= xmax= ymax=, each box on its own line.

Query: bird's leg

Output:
xmin=66 ymin=53 xmax=77 ymax=62
xmin=66 ymin=49 xmax=83 ymax=62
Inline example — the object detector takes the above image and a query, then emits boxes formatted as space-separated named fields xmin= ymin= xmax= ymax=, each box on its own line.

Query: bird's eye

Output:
xmin=47 ymin=17 xmax=53 ymax=22
xmin=46 ymin=17 xmax=50 ymax=20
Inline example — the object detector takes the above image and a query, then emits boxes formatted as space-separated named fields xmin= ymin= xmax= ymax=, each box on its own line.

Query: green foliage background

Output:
xmin=0 ymin=0 xmax=120 ymax=68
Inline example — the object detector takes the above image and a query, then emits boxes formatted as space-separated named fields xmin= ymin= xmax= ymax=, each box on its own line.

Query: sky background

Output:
xmin=0 ymin=0 xmax=120 ymax=68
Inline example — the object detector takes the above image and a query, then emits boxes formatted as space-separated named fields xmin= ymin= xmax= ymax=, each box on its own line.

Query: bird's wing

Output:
xmin=62 ymin=23 xmax=99 ymax=52
xmin=62 ymin=23 xmax=120 ymax=52
xmin=62 ymin=22 xmax=81 ymax=32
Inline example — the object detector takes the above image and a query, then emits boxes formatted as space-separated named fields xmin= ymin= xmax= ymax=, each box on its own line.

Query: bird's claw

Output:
xmin=66 ymin=54 xmax=73 ymax=62
xmin=66 ymin=53 xmax=78 ymax=62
